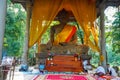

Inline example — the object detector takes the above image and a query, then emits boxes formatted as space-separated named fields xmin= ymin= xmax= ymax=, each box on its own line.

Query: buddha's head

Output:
xmin=57 ymin=9 xmax=70 ymax=24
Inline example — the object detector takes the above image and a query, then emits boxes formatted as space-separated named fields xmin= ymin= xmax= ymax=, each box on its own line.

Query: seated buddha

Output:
xmin=47 ymin=9 xmax=77 ymax=50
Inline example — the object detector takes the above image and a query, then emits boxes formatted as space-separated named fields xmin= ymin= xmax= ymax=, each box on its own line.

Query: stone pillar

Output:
xmin=0 ymin=0 xmax=7 ymax=79
xmin=0 ymin=0 xmax=6 ymax=61
xmin=22 ymin=2 xmax=31 ymax=64
xmin=118 ymin=5 xmax=120 ymax=12
xmin=99 ymin=4 xmax=107 ymax=70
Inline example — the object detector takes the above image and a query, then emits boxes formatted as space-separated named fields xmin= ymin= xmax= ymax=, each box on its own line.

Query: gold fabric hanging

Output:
xmin=68 ymin=0 xmax=100 ymax=52
xmin=29 ymin=0 xmax=65 ymax=47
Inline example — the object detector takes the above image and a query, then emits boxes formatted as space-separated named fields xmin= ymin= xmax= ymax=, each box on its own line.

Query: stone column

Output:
xmin=0 ymin=0 xmax=6 ymax=61
xmin=0 ymin=0 xmax=7 ymax=79
xmin=118 ymin=5 xmax=120 ymax=12
xmin=22 ymin=2 xmax=31 ymax=64
xmin=99 ymin=4 xmax=107 ymax=70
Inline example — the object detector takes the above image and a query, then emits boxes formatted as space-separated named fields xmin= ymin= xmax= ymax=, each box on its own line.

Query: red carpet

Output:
xmin=33 ymin=74 xmax=120 ymax=80
xmin=32 ymin=74 xmax=96 ymax=80
xmin=46 ymin=74 xmax=87 ymax=80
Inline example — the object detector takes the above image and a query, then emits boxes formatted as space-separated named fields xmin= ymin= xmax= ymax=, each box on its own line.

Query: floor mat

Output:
xmin=33 ymin=74 xmax=94 ymax=80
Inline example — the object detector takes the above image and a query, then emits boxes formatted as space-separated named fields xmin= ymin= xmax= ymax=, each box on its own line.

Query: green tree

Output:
xmin=104 ymin=11 xmax=120 ymax=65
xmin=112 ymin=12 xmax=120 ymax=54
xmin=3 ymin=0 xmax=26 ymax=56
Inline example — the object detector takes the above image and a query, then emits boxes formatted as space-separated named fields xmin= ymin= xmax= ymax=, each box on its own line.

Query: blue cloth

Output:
xmin=39 ymin=64 xmax=45 ymax=70
xmin=19 ymin=64 xmax=28 ymax=72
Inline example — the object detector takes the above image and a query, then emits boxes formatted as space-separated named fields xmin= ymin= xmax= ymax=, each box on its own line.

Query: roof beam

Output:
xmin=106 ymin=1 xmax=120 ymax=7
xmin=11 ymin=0 xmax=32 ymax=3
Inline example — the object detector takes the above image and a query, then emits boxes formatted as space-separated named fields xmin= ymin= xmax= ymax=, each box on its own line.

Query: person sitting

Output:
xmin=83 ymin=60 xmax=92 ymax=73
xmin=94 ymin=64 xmax=106 ymax=77
xmin=83 ymin=60 xmax=88 ymax=73
xmin=107 ymin=64 xmax=118 ymax=77
xmin=39 ymin=62 xmax=45 ymax=74
xmin=19 ymin=63 xmax=28 ymax=72
xmin=47 ymin=9 xmax=77 ymax=49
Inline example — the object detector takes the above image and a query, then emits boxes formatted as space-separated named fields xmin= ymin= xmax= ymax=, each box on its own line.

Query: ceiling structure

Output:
xmin=11 ymin=0 xmax=120 ymax=9
xmin=11 ymin=0 xmax=120 ymax=20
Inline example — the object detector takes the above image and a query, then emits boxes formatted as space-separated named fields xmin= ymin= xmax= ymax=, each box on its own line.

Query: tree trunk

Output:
xmin=0 ymin=0 xmax=7 ymax=79
xmin=22 ymin=2 xmax=31 ymax=64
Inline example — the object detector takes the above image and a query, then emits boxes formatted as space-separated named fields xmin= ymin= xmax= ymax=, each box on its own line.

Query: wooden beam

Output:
xmin=106 ymin=1 xmax=120 ymax=7
xmin=11 ymin=0 xmax=30 ymax=3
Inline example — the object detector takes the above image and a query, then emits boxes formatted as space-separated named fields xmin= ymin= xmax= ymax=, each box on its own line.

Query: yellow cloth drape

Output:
xmin=29 ymin=0 xmax=100 ymax=52
xmin=68 ymin=0 xmax=100 ymax=52
xmin=29 ymin=0 xmax=65 ymax=47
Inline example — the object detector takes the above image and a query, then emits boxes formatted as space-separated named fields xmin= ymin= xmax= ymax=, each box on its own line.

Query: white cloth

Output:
xmin=83 ymin=60 xmax=88 ymax=69
xmin=96 ymin=66 xmax=105 ymax=74
xmin=86 ymin=65 xmax=92 ymax=70
xmin=1 ymin=57 xmax=13 ymax=66
xmin=108 ymin=67 xmax=117 ymax=77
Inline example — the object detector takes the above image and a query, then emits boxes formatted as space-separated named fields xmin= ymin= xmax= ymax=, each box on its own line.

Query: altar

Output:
xmin=45 ymin=55 xmax=83 ymax=72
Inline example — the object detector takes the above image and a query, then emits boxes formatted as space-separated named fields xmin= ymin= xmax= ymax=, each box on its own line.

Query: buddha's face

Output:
xmin=57 ymin=9 xmax=69 ymax=23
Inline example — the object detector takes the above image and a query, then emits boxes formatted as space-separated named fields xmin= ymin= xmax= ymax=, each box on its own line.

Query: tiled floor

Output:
xmin=5 ymin=66 xmax=120 ymax=80
xmin=6 ymin=66 xmax=39 ymax=80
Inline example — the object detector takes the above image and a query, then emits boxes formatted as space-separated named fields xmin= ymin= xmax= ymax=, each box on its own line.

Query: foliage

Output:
xmin=112 ymin=12 xmax=120 ymax=54
xmin=3 ymin=0 xmax=26 ymax=56
xmin=76 ymin=23 xmax=84 ymax=44
xmin=104 ymin=11 xmax=120 ymax=66
xmin=91 ymin=10 xmax=120 ymax=66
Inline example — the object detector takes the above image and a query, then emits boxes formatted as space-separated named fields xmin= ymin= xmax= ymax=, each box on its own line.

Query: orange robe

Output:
xmin=53 ymin=25 xmax=77 ymax=45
